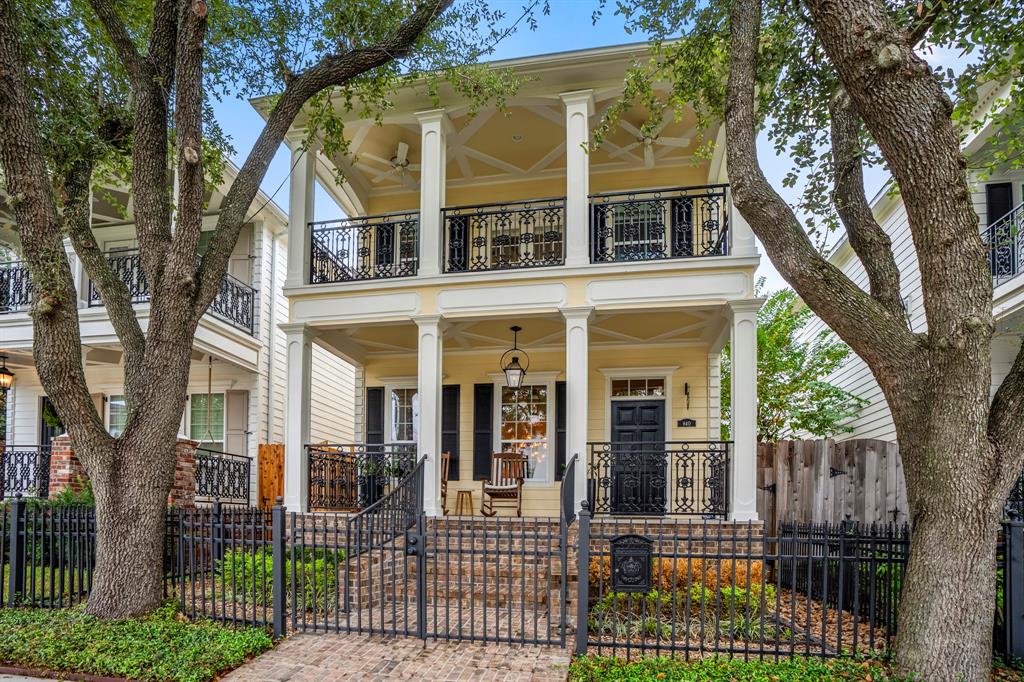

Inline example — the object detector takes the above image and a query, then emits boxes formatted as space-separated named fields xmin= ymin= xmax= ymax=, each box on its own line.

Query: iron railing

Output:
xmin=1 ymin=445 xmax=52 ymax=499
xmin=87 ymin=249 xmax=256 ymax=335
xmin=586 ymin=441 xmax=730 ymax=518
xmin=194 ymin=447 xmax=251 ymax=505
xmin=305 ymin=443 xmax=417 ymax=511
xmin=0 ymin=261 xmax=32 ymax=314
xmin=984 ymin=202 xmax=1023 ymax=287
xmin=442 ymin=197 xmax=566 ymax=272
xmin=309 ymin=212 xmax=420 ymax=283
xmin=590 ymin=184 xmax=730 ymax=263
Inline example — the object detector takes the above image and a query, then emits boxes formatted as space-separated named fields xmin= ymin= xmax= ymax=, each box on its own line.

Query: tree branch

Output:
xmin=828 ymin=87 xmax=905 ymax=318
xmin=83 ymin=0 xmax=146 ymax=83
xmin=989 ymin=340 xmax=1024 ymax=488
xmin=725 ymin=0 xmax=920 ymax=380
xmin=193 ymin=0 xmax=453 ymax=314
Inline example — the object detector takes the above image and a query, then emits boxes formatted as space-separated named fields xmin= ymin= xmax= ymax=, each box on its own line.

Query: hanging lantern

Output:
xmin=500 ymin=326 xmax=529 ymax=389
xmin=0 ymin=355 xmax=14 ymax=393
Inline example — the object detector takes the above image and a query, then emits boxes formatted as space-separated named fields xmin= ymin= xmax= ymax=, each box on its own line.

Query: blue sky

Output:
xmin=210 ymin=0 xmax=890 ymax=293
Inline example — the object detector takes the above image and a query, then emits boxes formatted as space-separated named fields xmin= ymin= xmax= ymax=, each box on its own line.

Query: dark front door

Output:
xmin=610 ymin=400 xmax=666 ymax=515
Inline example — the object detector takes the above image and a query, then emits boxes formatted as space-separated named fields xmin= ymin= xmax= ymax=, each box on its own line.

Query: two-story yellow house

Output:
xmin=259 ymin=43 xmax=762 ymax=522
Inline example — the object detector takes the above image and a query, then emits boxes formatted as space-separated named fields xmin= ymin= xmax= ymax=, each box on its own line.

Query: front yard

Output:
xmin=0 ymin=602 xmax=272 ymax=682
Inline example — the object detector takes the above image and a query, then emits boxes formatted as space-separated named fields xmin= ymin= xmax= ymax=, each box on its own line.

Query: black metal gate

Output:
xmin=285 ymin=454 xmax=576 ymax=646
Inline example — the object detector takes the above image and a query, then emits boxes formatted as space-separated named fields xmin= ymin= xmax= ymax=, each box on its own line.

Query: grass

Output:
xmin=569 ymin=656 xmax=906 ymax=681
xmin=0 ymin=602 xmax=273 ymax=682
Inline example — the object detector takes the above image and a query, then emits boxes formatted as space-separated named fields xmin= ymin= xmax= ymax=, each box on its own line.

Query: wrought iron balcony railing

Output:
xmin=586 ymin=441 xmax=730 ymax=518
xmin=0 ymin=261 xmax=33 ymax=314
xmin=442 ymin=197 xmax=566 ymax=273
xmin=87 ymin=249 xmax=256 ymax=335
xmin=306 ymin=442 xmax=417 ymax=511
xmin=590 ymin=184 xmax=730 ymax=263
xmin=1 ymin=445 xmax=52 ymax=499
xmin=984 ymin=202 xmax=1023 ymax=287
xmin=309 ymin=212 xmax=420 ymax=283
xmin=194 ymin=447 xmax=251 ymax=505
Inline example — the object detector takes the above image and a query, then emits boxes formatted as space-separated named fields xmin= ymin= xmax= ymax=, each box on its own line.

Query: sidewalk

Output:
xmin=223 ymin=633 xmax=571 ymax=681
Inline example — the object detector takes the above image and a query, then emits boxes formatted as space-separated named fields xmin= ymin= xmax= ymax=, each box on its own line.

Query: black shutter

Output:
xmin=670 ymin=198 xmax=694 ymax=257
xmin=555 ymin=381 xmax=567 ymax=481
xmin=442 ymin=384 xmax=460 ymax=481
xmin=365 ymin=387 xmax=385 ymax=445
xmin=472 ymin=383 xmax=494 ymax=480
xmin=987 ymin=182 xmax=1014 ymax=226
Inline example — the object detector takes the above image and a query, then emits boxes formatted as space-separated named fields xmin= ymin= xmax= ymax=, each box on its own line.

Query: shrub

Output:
xmin=569 ymin=655 xmax=903 ymax=681
xmin=589 ymin=556 xmax=765 ymax=594
xmin=216 ymin=547 xmax=345 ymax=610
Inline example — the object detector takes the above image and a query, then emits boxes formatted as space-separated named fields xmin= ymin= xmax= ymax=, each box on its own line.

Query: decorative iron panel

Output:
xmin=442 ymin=197 xmax=565 ymax=272
xmin=194 ymin=447 xmax=251 ymax=504
xmin=984 ymin=202 xmax=1023 ymax=287
xmin=0 ymin=445 xmax=52 ymax=499
xmin=586 ymin=441 xmax=730 ymax=518
xmin=306 ymin=443 xmax=417 ymax=511
xmin=309 ymin=212 xmax=419 ymax=283
xmin=589 ymin=184 xmax=729 ymax=263
xmin=0 ymin=261 xmax=33 ymax=313
xmin=88 ymin=250 xmax=150 ymax=305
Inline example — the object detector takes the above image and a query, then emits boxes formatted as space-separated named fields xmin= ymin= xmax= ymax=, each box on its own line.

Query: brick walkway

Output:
xmin=223 ymin=633 xmax=571 ymax=681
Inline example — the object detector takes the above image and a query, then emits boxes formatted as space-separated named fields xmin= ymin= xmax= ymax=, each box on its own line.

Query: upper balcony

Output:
xmin=985 ymin=200 xmax=1023 ymax=288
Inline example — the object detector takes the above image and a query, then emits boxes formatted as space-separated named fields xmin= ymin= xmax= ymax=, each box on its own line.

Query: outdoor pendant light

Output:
xmin=0 ymin=355 xmax=14 ymax=393
xmin=501 ymin=326 xmax=530 ymax=389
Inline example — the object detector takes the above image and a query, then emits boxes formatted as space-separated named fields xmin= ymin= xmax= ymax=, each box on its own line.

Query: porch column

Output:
xmin=415 ymin=314 xmax=444 ymax=516
xmin=562 ymin=305 xmax=592 ymax=511
xmin=560 ymin=90 xmax=594 ymax=268
xmin=728 ymin=300 xmax=761 ymax=521
xmin=282 ymin=323 xmax=314 ymax=511
xmin=729 ymin=200 xmax=758 ymax=257
xmin=415 ymin=110 xmax=447 ymax=277
xmin=286 ymin=136 xmax=317 ymax=288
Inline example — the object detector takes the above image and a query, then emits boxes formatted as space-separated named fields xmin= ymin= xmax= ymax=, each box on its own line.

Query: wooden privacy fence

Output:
xmin=257 ymin=443 xmax=284 ymax=510
xmin=757 ymin=439 xmax=907 ymax=535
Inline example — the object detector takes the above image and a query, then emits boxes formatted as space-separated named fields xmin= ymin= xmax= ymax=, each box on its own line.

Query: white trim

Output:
xmin=383 ymin=381 xmax=418 ymax=446
xmin=599 ymin=367 xmax=675 ymax=441
xmin=491 ymin=377 xmax=557 ymax=485
xmin=485 ymin=370 xmax=563 ymax=383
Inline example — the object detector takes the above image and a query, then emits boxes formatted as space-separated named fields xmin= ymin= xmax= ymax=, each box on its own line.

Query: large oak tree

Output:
xmin=596 ymin=0 xmax=1024 ymax=678
xmin=0 ymin=0 xmax=541 ymax=618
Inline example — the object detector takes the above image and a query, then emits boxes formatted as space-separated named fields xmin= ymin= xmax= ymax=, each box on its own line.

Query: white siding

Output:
xmin=308 ymin=343 xmax=356 ymax=443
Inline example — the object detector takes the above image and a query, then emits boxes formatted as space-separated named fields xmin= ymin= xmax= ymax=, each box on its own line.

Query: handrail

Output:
xmin=588 ymin=182 xmax=730 ymax=199
xmin=984 ymin=201 xmax=1023 ymax=286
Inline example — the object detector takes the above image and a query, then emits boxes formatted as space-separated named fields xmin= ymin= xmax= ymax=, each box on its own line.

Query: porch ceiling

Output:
xmin=325 ymin=308 xmax=727 ymax=357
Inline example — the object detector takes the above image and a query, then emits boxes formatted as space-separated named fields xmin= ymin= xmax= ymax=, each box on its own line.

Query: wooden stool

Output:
xmin=455 ymin=490 xmax=473 ymax=516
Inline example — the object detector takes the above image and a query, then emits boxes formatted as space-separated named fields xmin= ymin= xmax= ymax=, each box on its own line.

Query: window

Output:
xmin=499 ymin=384 xmax=550 ymax=482
xmin=390 ymin=388 xmax=418 ymax=443
xmin=108 ymin=395 xmax=127 ymax=437
xmin=611 ymin=377 xmax=665 ymax=398
xmin=190 ymin=393 xmax=225 ymax=451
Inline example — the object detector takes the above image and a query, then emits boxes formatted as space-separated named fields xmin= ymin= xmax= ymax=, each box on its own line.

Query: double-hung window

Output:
xmin=498 ymin=384 xmax=551 ymax=482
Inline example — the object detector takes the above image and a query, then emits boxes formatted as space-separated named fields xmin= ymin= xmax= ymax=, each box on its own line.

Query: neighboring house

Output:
xmin=797 ymin=79 xmax=1024 ymax=443
xmin=258 ymin=43 xmax=764 ymax=520
xmin=0 ymin=163 xmax=356 ymax=504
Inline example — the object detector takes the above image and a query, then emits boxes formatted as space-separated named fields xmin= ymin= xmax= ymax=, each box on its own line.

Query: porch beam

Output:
xmin=727 ymin=299 xmax=762 ymax=521
xmin=562 ymin=305 xmax=593 ymax=511
xmin=282 ymin=322 xmax=314 ymax=511
xmin=415 ymin=314 xmax=445 ymax=516
xmin=560 ymin=90 xmax=594 ymax=268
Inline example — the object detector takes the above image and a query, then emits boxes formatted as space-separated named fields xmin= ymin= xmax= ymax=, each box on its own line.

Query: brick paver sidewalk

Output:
xmin=223 ymin=633 xmax=571 ymax=681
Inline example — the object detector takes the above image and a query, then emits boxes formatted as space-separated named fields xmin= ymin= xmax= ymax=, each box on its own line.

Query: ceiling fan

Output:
xmin=609 ymin=120 xmax=695 ymax=169
xmin=361 ymin=141 xmax=420 ymax=190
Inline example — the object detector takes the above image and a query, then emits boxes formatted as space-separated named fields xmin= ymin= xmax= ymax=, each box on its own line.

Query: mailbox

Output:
xmin=609 ymin=534 xmax=654 ymax=593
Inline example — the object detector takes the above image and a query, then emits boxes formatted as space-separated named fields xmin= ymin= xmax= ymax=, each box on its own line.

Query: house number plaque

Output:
xmin=609 ymin=534 xmax=653 ymax=593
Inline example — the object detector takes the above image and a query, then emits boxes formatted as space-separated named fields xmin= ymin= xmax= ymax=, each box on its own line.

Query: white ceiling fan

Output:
xmin=609 ymin=120 xmax=695 ymax=169
xmin=360 ymin=141 xmax=420 ymax=190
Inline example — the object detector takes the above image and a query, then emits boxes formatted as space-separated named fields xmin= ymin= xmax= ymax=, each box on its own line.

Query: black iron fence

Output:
xmin=0 ymin=260 xmax=32 ymax=313
xmin=87 ymin=249 xmax=256 ymax=335
xmin=309 ymin=212 xmax=420 ymax=283
xmin=984 ymin=202 xmax=1023 ymax=286
xmin=442 ymin=197 xmax=566 ymax=272
xmin=1 ymin=446 xmax=52 ymax=500
xmin=586 ymin=441 xmax=730 ymax=518
xmin=306 ymin=443 xmax=417 ymax=511
xmin=194 ymin=448 xmax=251 ymax=505
xmin=590 ymin=184 xmax=730 ymax=263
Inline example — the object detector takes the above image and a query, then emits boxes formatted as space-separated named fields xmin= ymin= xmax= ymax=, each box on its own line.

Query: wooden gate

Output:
xmin=257 ymin=443 xmax=284 ymax=510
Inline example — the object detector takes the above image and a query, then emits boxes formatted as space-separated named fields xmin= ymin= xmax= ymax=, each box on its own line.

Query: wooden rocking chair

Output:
xmin=440 ymin=451 xmax=451 ymax=515
xmin=480 ymin=452 xmax=527 ymax=517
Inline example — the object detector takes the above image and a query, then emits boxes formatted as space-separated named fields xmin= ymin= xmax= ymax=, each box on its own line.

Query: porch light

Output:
xmin=0 ymin=355 xmax=13 ymax=393
xmin=501 ymin=326 xmax=530 ymax=390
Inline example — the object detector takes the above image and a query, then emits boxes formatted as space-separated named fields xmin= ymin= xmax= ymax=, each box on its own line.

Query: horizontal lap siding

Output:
xmin=309 ymin=343 xmax=357 ymax=443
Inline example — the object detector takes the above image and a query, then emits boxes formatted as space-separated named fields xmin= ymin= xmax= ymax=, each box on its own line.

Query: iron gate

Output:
xmin=286 ymin=455 xmax=576 ymax=646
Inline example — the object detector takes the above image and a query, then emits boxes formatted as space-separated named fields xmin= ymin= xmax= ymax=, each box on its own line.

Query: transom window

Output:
xmin=499 ymin=384 xmax=550 ymax=482
xmin=611 ymin=377 xmax=666 ymax=398
xmin=390 ymin=387 xmax=418 ymax=443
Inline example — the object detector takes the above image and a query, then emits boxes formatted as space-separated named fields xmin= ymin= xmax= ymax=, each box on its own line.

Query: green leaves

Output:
xmin=721 ymin=284 xmax=867 ymax=443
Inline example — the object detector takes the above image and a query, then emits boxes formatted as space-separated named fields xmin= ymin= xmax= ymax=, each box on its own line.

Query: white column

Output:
xmin=729 ymin=199 xmax=758 ymax=257
xmin=286 ymin=137 xmax=317 ymax=288
xmin=415 ymin=110 xmax=447 ymax=277
xmin=562 ymin=306 xmax=592 ymax=511
xmin=282 ymin=323 xmax=314 ymax=511
xmin=560 ymin=90 xmax=594 ymax=268
xmin=415 ymin=314 xmax=444 ymax=516
xmin=728 ymin=300 xmax=761 ymax=521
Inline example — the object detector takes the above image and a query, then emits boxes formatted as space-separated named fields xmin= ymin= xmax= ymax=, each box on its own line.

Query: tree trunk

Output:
xmin=84 ymin=437 xmax=177 ymax=618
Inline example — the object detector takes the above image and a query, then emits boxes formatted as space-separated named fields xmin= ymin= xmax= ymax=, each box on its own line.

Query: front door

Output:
xmin=610 ymin=400 xmax=666 ymax=515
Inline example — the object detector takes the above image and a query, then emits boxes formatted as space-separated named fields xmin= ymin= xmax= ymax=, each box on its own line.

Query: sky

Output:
xmin=209 ymin=0 xmax=892 ymax=294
